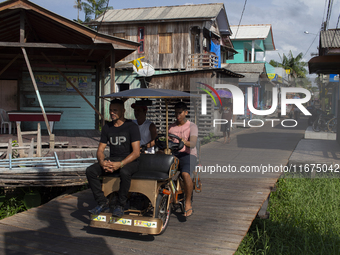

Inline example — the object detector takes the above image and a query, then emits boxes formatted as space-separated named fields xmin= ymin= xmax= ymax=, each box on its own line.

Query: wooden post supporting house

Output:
xmin=22 ymin=47 xmax=52 ymax=135
xmin=110 ymin=49 xmax=116 ymax=93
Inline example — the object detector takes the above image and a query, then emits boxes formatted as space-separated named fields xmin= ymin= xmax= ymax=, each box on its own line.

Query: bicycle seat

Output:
xmin=105 ymin=154 xmax=178 ymax=181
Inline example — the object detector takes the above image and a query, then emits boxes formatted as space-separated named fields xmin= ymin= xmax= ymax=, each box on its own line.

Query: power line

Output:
xmin=324 ymin=0 xmax=334 ymax=30
xmin=303 ymin=33 xmax=319 ymax=58
xmin=321 ymin=0 xmax=328 ymax=30
xmin=303 ymin=0 xmax=329 ymax=58
xmin=330 ymin=14 xmax=340 ymax=47
xmin=234 ymin=0 xmax=247 ymax=39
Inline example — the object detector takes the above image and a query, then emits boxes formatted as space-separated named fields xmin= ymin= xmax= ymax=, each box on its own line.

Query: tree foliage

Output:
xmin=73 ymin=0 xmax=82 ymax=22
xmin=270 ymin=51 xmax=308 ymax=78
xmin=73 ymin=0 xmax=113 ymax=23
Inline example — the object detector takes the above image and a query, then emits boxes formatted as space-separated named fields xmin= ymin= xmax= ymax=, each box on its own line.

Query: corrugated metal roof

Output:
xmin=229 ymin=25 xmax=271 ymax=40
xmin=229 ymin=24 xmax=275 ymax=51
xmin=223 ymin=63 xmax=267 ymax=83
xmin=320 ymin=30 xmax=340 ymax=48
xmin=223 ymin=63 xmax=266 ymax=73
xmin=96 ymin=3 xmax=224 ymax=23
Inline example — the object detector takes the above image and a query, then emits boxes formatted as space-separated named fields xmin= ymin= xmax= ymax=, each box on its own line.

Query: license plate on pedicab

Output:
xmin=109 ymin=217 xmax=132 ymax=225
xmin=91 ymin=215 xmax=107 ymax=222
xmin=134 ymin=220 xmax=158 ymax=228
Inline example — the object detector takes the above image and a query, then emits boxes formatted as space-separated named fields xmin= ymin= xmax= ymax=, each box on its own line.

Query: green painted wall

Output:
xmin=20 ymin=71 xmax=96 ymax=130
xmin=228 ymin=41 xmax=246 ymax=63
xmin=227 ymin=40 xmax=265 ymax=64
xmin=265 ymin=62 xmax=276 ymax=74
xmin=21 ymin=95 xmax=96 ymax=130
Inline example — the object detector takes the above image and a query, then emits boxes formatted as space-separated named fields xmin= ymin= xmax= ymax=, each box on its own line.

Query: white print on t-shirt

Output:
xmin=110 ymin=136 xmax=126 ymax=146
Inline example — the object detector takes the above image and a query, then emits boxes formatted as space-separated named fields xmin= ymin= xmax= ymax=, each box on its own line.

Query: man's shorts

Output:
xmin=220 ymin=121 xmax=231 ymax=132
xmin=174 ymin=152 xmax=197 ymax=175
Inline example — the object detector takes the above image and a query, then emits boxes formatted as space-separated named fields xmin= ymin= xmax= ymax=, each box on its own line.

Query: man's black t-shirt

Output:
xmin=100 ymin=120 xmax=140 ymax=160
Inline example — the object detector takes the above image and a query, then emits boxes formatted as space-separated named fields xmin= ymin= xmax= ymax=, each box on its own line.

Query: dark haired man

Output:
xmin=131 ymin=101 xmax=157 ymax=153
xmin=169 ymin=102 xmax=198 ymax=217
xmin=86 ymin=99 xmax=140 ymax=217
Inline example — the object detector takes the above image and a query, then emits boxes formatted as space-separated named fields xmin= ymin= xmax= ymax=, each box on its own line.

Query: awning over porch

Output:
xmin=0 ymin=0 xmax=140 ymax=79
xmin=308 ymin=55 xmax=340 ymax=74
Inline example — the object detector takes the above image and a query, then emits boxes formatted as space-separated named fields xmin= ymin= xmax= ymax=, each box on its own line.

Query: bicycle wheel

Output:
xmin=328 ymin=118 xmax=337 ymax=133
xmin=154 ymin=193 xmax=171 ymax=235
xmin=312 ymin=119 xmax=321 ymax=132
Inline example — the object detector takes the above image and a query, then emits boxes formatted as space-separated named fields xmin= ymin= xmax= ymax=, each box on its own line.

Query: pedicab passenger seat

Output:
xmin=105 ymin=154 xmax=177 ymax=181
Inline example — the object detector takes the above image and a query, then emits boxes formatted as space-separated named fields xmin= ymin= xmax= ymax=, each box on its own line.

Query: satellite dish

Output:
xmin=133 ymin=62 xmax=155 ymax=77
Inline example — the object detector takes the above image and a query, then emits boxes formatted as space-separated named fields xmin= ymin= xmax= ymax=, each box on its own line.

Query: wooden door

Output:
xmin=0 ymin=80 xmax=18 ymax=111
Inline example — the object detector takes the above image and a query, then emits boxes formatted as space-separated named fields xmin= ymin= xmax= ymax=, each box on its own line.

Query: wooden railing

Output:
xmin=187 ymin=53 xmax=219 ymax=70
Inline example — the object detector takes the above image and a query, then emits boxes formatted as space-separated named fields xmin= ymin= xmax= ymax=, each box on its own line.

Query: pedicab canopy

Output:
xmin=100 ymin=88 xmax=199 ymax=153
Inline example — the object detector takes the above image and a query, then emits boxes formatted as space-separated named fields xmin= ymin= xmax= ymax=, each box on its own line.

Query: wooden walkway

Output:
xmin=0 ymin=178 xmax=276 ymax=255
xmin=0 ymin=119 xmax=307 ymax=253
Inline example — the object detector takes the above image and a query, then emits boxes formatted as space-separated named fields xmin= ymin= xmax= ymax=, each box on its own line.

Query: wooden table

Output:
xmin=7 ymin=111 xmax=62 ymax=132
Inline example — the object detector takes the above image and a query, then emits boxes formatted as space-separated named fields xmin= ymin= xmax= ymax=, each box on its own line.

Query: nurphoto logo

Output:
xmin=193 ymin=78 xmax=313 ymax=129
xmin=200 ymin=84 xmax=311 ymax=116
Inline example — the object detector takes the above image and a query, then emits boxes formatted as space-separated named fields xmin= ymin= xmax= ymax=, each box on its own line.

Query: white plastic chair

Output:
xmin=0 ymin=109 xmax=12 ymax=134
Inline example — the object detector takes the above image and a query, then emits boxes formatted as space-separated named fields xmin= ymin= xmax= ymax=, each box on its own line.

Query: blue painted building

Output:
xmin=222 ymin=24 xmax=278 ymax=117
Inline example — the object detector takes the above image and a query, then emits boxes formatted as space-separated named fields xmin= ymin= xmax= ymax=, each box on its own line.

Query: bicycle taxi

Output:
xmin=89 ymin=88 xmax=201 ymax=235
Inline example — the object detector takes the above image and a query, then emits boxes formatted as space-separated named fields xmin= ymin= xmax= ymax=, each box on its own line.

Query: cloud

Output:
xmin=225 ymin=0 xmax=325 ymax=65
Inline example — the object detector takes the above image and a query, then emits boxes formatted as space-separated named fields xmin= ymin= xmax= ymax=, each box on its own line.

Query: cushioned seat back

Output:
xmin=138 ymin=154 xmax=174 ymax=173
xmin=104 ymin=154 xmax=177 ymax=180
xmin=132 ymin=154 xmax=176 ymax=180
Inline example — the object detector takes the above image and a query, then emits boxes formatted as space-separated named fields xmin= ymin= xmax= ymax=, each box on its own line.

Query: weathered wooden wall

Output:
xmin=144 ymin=97 xmax=215 ymax=139
xmin=143 ymin=72 xmax=239 ymax=138
xmin=141 ymin=70 xmax=239 ymax=91
xmin=0 ymin=80 xmax=18 ymax=111
xmin=100 ymin=21 xmax=214 ymax=70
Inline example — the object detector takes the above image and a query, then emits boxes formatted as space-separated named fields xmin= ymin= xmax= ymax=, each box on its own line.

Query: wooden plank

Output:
xmin=22 ymin=48 xmax=52 ymax=135
xmin=0 ymin=223 xmax=121 ymax=255
xmin=110 ymin=49 xmax=115 ymax=93
xmin=0 ymin=239 xmax=38 ymax=255
xmin=0 ymin=42 xmax=112 ymax=50
xmin=28 ymin=138 xmax=34 ymax=157
xmin=0 ymin=175 xmax=86 ymax=180
xmin=6 ymin=138 xmax=11 ymax=159
xmin=20 ymin=10 xmax=25 ymax=43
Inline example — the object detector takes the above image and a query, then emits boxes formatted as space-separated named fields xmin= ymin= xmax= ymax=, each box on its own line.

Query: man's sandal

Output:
xmin=184 ymin=208 xmax=194 ymax=217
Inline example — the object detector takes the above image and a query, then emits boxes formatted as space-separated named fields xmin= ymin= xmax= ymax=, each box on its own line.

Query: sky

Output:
xmin=28 ymin=0 xmax=340 ymax=78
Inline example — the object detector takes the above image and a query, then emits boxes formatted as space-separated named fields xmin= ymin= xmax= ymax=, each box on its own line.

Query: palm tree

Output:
xmin=81 ymin=0 xmax=113 ymax=21
xmin=73 ymin=0 xmax=82 ymax=22
xmin=270 ymin=51 xmax=308 ymax=78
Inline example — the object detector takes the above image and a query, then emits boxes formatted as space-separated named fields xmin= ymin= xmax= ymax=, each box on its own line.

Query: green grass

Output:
xmin=201 ymin=132 xmax=219 ymax=145
xmin=236 ymin=176 xmax=340 ymax=255
xmin=0 ymin=196 xmax=26 ymax=220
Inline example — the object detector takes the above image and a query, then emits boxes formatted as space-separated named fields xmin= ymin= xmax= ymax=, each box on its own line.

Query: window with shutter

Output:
xmin=159 ymin=33 xmax=172 ymax=54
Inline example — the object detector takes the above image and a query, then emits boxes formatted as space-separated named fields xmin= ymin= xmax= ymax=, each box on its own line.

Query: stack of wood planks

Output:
xmin=0 ymin=152 xmax=96 ymax=187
